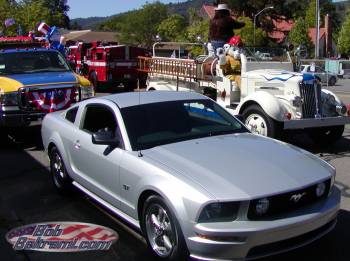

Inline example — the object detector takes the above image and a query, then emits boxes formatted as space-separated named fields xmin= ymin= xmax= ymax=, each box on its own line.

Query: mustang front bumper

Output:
xmin=187 ymin=187 xmax=340 ymax=261
xmin=284 ymin=116 xmax=350 ymax=129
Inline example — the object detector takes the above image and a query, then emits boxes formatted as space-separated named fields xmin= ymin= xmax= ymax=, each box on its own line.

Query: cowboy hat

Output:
xmin=215 ymin=4 xmax=230 ymax=11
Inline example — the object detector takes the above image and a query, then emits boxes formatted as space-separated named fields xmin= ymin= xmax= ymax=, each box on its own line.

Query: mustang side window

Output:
xmin=82 ymin=105 xmax=118 ymax=136
xmin=65 ymin=106 xmax=79 ymax=123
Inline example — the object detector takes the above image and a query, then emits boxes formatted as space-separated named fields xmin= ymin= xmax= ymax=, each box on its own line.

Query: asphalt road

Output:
xmin=0 ymin=82 xmax=350 ymax=261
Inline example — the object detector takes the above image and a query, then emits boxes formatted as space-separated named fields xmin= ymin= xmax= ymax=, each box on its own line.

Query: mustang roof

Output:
xmin=103 ymin=91 xmax=208 ymax=108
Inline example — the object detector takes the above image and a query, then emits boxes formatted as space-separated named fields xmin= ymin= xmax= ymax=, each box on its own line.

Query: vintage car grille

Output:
xmin=18 ymin=85 xmax=79 ymax=113
xmin=299 ymin=81 xmax=322 ymax=118
xmin=246 ymin=219 xmax=336 ymax=259
xmin=248 ymin=179 xmax=331 ymax=220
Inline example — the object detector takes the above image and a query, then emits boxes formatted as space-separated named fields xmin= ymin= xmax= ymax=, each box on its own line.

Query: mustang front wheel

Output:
xmin=142 ymin=195 xmax=188 ymax=260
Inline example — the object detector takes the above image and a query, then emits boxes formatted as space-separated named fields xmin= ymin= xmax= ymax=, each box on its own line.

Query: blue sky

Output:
xmin=68 ymin=0 xmax=187 ymax=19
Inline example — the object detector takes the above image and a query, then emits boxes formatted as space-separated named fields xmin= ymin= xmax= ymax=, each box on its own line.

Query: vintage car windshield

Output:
xmin=0 ymin=51 xmax=70 ymax=75
xmin=121 ymin=99 xmax=248 ymax=150
xmin=243 ymin=47 xmax=291 ymax=62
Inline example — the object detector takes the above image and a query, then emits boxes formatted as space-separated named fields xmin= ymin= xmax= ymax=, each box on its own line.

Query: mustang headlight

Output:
xmin=80 ymin=85 xmax=95 ymax=100
xmin=198 ymin=202 xmax=239 ymax=223
xmin=0 ymin=91 xmax=18 ymax=106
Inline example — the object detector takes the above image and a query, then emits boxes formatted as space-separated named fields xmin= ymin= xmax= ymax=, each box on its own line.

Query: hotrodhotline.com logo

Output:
xmin=6 ymin=222 xmax=119 ymax=252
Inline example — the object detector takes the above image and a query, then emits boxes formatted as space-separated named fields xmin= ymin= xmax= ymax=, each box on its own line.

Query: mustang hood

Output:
xmin=7 ymin=71 xmax=77 ymax=87
xmin=144 ymin=134 xmax=333 ymax=200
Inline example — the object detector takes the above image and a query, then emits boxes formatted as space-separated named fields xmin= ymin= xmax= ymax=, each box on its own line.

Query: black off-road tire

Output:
xmin=141 ymin=195 xmax=189 ymax=261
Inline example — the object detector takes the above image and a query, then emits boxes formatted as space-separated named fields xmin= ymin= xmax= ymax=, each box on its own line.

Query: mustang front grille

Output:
xmin=248 ymin=179 xmax=331 ymax=220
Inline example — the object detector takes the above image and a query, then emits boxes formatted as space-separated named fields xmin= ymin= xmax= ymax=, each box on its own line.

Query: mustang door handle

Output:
xmin=74 ymin=140 xmax=81 ymax=149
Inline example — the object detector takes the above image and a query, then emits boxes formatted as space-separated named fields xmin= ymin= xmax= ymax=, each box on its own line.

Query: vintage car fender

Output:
xmin=237 ymin=91 xmax=289 ymax=122
xmin=322 ymin=89 xmax=344 ymax=105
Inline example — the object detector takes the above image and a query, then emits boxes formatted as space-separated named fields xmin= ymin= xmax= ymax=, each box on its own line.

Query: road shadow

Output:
xmin=283 ymin=131 xmax=350 ymax=159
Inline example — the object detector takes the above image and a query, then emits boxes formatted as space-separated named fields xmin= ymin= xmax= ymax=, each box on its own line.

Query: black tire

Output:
xmin=309 ymin=125 xmax=345 ymax=145
xmin=242 ymin=104 xmax=282 ymax=139
xmin=141 ymin=195 xmax=188 ymax=261
xmin=328 ymin=77 xmax=336 ymax=86
xmin=49 ymin=147 xmax=72 ymax=193
xmin=89 ymin=72 xmax=100 ymax=92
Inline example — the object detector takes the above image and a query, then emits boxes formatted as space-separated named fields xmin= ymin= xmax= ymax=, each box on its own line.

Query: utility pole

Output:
xmin=315 ymin=0 xmax=320 ymax=58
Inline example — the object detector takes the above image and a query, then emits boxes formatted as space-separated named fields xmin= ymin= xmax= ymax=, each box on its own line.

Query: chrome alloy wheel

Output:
xmin=51 ymin=151 xmax=66 ymax=187
xmin=145 ymin=203 xmax=175 ymax=257
xmin=245 ymin=113 xmax=268 ymax=136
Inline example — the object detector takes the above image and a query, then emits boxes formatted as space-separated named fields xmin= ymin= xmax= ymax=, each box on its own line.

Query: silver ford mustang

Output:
xmin=41 ymin=91 xmax=340 ymax=261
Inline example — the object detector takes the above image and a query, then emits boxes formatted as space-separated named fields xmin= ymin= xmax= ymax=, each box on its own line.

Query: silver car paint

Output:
xmin=41 ymin=91 xmax=340 ymax=260
xmin=144 ymin=133 xmax=334 ymax=201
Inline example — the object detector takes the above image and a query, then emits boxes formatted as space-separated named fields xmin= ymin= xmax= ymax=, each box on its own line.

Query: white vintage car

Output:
xmin=42 ymin=91 xmax=340 ymax=261
xmin=139 ymin=44 xmax=350 ymax=143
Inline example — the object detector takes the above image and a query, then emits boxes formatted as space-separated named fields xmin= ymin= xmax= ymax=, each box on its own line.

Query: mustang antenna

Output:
xmin=138 ymin=79 xmax=143 ymax=158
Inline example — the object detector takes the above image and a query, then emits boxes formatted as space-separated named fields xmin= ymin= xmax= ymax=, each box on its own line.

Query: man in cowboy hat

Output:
xmin=208 ymin=3 xmax=245 ymax=56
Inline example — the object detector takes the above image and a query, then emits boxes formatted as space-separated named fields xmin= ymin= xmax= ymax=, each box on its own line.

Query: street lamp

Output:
xmin=254 ymin=6 xmax=274 ymax=48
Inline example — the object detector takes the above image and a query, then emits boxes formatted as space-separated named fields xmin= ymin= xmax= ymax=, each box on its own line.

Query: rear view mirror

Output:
xmin=92 ymin=131 xmax=120 ymax=147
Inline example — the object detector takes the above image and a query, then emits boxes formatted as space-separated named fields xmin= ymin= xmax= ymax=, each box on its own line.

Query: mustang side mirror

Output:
xmin=92 ymin=131 xmax=120 ymax=147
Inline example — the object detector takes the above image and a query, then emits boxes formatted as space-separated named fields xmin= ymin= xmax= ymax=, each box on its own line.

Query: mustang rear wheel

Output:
xmin=49 ymin=147 xmax=71 ymax=192
xmin=142 ymin=195 xmax=188 ymax=261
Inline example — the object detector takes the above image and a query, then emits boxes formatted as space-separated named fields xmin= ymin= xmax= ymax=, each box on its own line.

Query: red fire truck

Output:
xmin=67 ymin=42 xmax=148 ymax=91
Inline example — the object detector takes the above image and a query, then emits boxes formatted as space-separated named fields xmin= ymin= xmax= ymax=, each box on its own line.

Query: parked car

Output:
xmin=300 ymin=64 xmax=338 ymax=86
xmin=258 ymin=52 xmax=273 ymax=61
xmin=42 ymin=91 xmax=340 ymax=261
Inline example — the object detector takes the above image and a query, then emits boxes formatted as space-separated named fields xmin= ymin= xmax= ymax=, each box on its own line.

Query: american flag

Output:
xmin=4 ymin=18 xmax=15 ymax=28
xmin=26 ymin=88 xmax=77 ymax=113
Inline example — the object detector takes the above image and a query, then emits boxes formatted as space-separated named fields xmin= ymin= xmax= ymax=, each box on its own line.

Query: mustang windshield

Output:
xmin=0 ymin=51 xmax=70 ymax=75
xmin=121 ymin=99 xmax=248 ymax=150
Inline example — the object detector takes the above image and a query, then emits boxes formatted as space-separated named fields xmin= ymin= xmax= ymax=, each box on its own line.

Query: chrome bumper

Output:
xmin=284 ymin=116 xmax=350 ymax=129
xmin=0 ymin=109 xmax=45 ymax=127
xmin=187 ymin=187 xmax=340 ymax=261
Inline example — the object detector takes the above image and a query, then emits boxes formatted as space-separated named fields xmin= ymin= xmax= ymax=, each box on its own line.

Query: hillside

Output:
xmin=70 ymin=0 xmax=213 ymax=30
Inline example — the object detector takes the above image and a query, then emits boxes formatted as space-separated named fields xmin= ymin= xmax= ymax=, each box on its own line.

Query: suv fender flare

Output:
xmin=237 ymin=91 xmax=288 ymax=122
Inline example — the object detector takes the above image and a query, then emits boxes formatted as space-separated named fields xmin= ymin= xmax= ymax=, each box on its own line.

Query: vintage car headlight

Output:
xmin=80 ymin=85 xmax=95 ymax=100
xmin=0 ymin=91 xmax=18 ymax=106
xmin=316 ymin=182 xmax=326 ymax=197
xmin=336 ymin=105 xmax=347 ymax=115
xmin=255 ymin=198 xmax=270 ymax=215
xmin=198 ymin=202 xmax=239 ymax=223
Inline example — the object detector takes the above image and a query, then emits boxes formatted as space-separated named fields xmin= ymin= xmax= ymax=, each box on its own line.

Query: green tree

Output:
xmin=305 ymin=0 xmax=339 ymax=30
xmin=288 ymin=17 xmax=313 ymax=52
xmin=157 ymin=14 xmax=186 ymax=41
xmin=105 ymin=2 xmax=168 ymax=47
xmin=234 ymin=16 xmax=268 ymax=46
xmin=0 ymin=0 xmax=19 ymax=35
xmin=337 ymin=11 xmax=350 ymax=56
xmin=18 ymin=0 xmax=51 ymax=33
